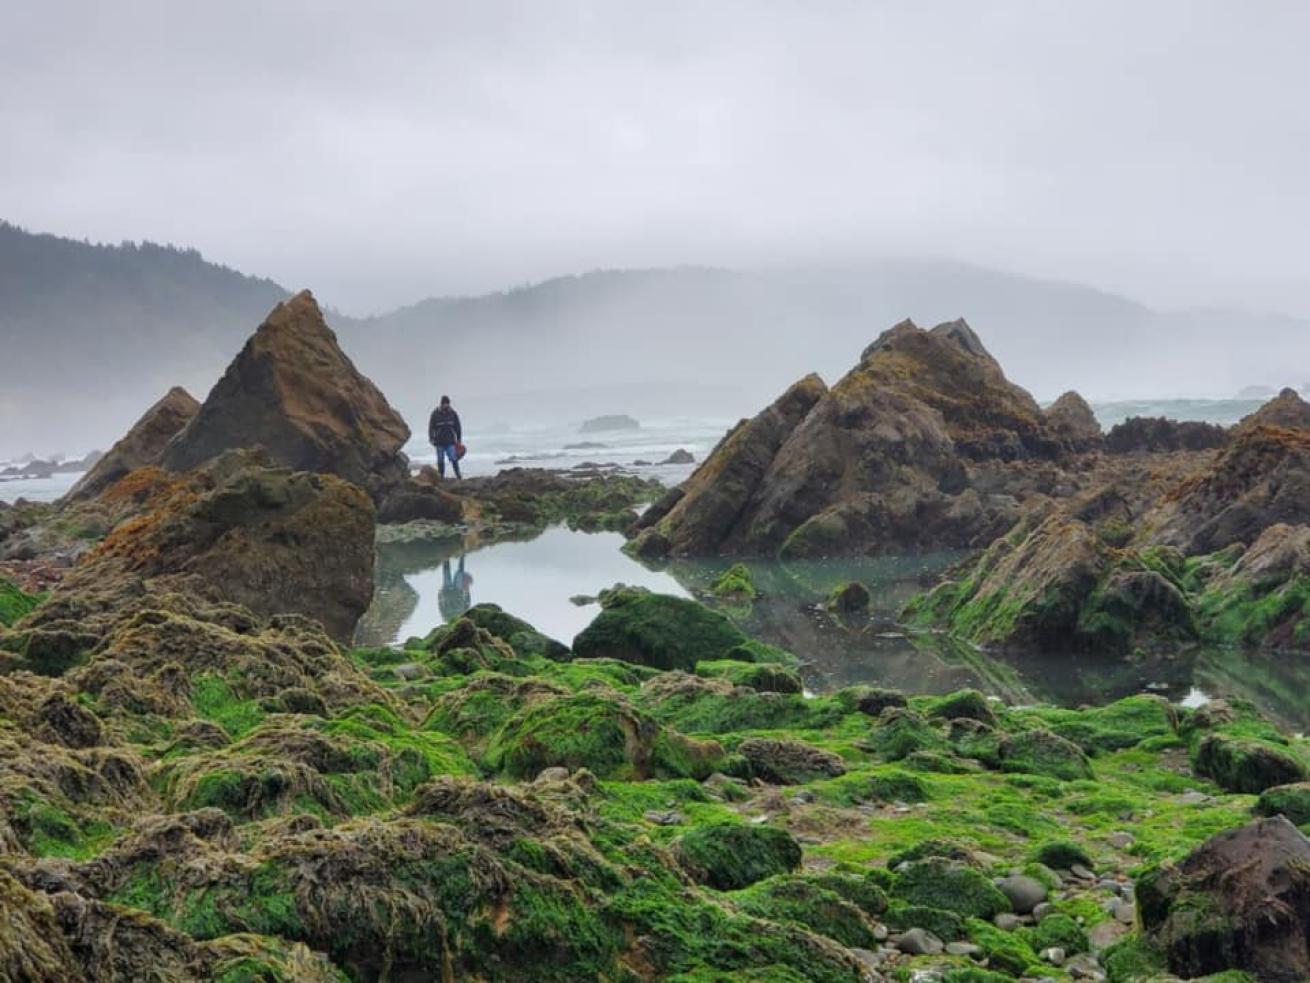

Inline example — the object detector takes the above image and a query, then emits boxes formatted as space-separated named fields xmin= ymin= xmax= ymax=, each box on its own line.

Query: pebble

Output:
xmin=1031 ymin=902 xmax=1054 ymax=922
xmin=535 ymin=766 xmax=571 ymax=782
xmin=892 ymin=927 xmax=944 ymax=956
xmin=791 ymin=790 xmax=816 ymax=804
xmin=994 ymin=912 xmax=1023 ymax=931
xmin=849 ymin=948 xmax=883 ymax=971
xmin=1097 ymin=877 xmax=1124 ymax=895
xmin=1070 ymin=863 xmax=1096 ymax=881
xmin=1066 ymin=953 xmax=1106 ymax=980
xmin=872 ymin=924 xmax=889 ymax=942
xmin=1106 ymin=831 xmax=1135 ymax=849
xmin=643 ymin=810 xmax=684 ymax=826
xmin=1176 ymin=790 xmax=1212 ymax=806
xmin=1088 ymin=920 xmax=1128 ymax=950
xmin=1109 ymin=898 xmax=1137 ymax=924
xmin=1040 ymin=946 xmax=1066 ymax=966
xmin=997 ymin=874 xmax=1048 ymax=914
xmin=390 ymin=662 xmax=427 ymax=681
xmin=945 ymin=942 xmax=982 ymax=957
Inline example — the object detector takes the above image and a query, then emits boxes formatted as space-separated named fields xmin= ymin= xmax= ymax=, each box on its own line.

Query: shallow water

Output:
xmin=356 ymin=525 xmax=1310 ymax=730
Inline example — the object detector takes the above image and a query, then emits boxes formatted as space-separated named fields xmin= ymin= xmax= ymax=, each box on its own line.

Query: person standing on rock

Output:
xmin=428 ymin=395 xmax=463 ymax=479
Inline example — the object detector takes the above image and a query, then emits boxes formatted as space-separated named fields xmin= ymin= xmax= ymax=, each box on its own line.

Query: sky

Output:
xmin=3 ymin=1 xmax=1308 ymax=317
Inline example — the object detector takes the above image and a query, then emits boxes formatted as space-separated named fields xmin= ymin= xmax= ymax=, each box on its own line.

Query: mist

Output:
xmin=3 ymin=2 xmax=1310 ymax=458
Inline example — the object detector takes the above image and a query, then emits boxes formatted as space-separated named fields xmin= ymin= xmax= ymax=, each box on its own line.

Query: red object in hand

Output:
xmin=455 ymin=442 xmax=467 ymax=460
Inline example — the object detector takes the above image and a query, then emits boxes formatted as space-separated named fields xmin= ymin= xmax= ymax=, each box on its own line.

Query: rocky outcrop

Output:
xmin=62 ymin=387 xmax=199 ymax=503
xmin=1235 ymin=386 xmax=1310 ymax=434
xmin=1139 ymin=816 xmax=1310 ymax=982
xmin=1104 ymin=416 xmax=1229 ymax=453
xmin=162 ymin=291 xmax=410 ymax=493
xmin=1044 ymin=391 xmax=1102 ymax=451
xmin=627 ymin=374 xmax=827 ymax=556
xmin=27 ymin=453 xmax=374 ymax=641
xmin=633 ymin=319 xmax=1073 ymax=559
xmin=1145 ymin=416 xmax=1310 ymax=554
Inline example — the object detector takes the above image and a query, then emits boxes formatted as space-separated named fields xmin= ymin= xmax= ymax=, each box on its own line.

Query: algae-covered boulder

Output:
xmin=739 ymin=736 xmax=846 ymax=785
xmin=674 ymin=822 xmax=803 ymax=890
xmin=905 ymin=513 xmax=1106 ymax=650
xmin=1192 ymin=732 xmax=1307 ymax=793
xmin=997 ymin=728 xmax=1093 ymax=781
xmin=163 ymin=290 xmax=411 ymax=492
xmin=891 ymin=858 xmax=1012 ymax=920
xmin=1256 ymin=782 xmax=1310 ymax=825
xmin=735 ymin=875 xmax=882 ymax=949
xmin=485 ymin=690 xmax=721 ymax=781
xmin=62 ymin=386 xmax=200 ymax=503
xmin=65 ymin=456 xmax=375 ymax=641
xmin=1139 ymin=815 xmax=1310 ymax=982
xmin=463 ymin=602 xmax=570 ymax=660
xmin=572 ymin=591 xmax=751 ymax=671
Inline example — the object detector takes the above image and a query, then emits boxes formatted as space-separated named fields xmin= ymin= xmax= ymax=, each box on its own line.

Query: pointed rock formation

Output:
xmin=1235 ymin=386 xmax=1310 ymax=435
xmin=1044 ymin=391 xmax=1103 ymax=452
xmin=632 ymin=318 xmax=1061 ymax=558
xmin=62 ymin=387 xmax=199 ymax=503
xmin=162 ymin=290 xmax=410 ymax=491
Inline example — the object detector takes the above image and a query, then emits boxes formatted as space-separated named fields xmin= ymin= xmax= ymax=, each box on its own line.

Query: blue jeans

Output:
xmin=436 ymin=443 xmax=461 ymax=478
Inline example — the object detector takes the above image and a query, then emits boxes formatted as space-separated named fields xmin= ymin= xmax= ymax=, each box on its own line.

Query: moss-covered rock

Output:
xmin=1255 ymin=781 xmax=1310 ymax=825
xmin=1192 ymin=733 xmax=1307 ymax=793
xmin=674 ymin=823 xmax=803 ymax=890
xmin=891 ymin=858 xmax=1012 ymax=920
xmin=710 ymin=563 xmax=759 ymax=601
xmin=738 ymin=737 xmax=846 ymax=785
xmin=572 ymin=591 xmax=752 ymax=671
xmin=735 ymin=876 xmax=881 ymax=948
xmin=997 ymin=728 xmax=1094 ymax=781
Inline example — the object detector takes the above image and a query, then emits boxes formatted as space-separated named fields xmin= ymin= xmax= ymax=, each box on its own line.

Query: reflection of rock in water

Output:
xmin=354 ymin=534 xmax=465 ymax=646
xmin=1193 ymin=648 xmax=1310 ymax=733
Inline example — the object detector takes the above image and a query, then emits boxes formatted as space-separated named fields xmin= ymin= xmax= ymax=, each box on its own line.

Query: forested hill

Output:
xmin=5 ymin=219 xmax=1310 ymax=459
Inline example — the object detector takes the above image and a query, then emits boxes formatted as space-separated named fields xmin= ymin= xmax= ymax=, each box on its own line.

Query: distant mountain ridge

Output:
xmin=3 ymin=220 xmax=1309 ymax=459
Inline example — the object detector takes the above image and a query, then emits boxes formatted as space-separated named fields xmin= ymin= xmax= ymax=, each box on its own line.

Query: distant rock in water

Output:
xmin=1044 ymin=391 xmax=1102 ymax=451
xmin=661 ymin=448 xmax=695 ymax=465
xmin=162 ymin=290 xmax=410 ymax=492
xmin=62 ymin=386 xmax=199 ymax=502
xmin=580 ymin=414 xmax=640 ymax=434
xmin=1104 ymin=416 xmax=1229 ymax=453
xmin=631 ymin=318 xmax=1068 ymax=558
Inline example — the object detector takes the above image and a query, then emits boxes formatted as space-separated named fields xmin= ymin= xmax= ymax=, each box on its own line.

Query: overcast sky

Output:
xmin=3 ymin=1 xmax=1308 ymax=316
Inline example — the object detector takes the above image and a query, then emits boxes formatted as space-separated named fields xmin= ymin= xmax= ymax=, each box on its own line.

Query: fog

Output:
xmin=3 ymin=2 xmax=1310 ymax=458
xmin=4 ymin=1 xmax=1309 ymax=315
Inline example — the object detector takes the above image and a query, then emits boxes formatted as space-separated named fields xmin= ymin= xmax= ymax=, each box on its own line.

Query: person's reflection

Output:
xmin=438 ymin=555 xmax=474 ymax=622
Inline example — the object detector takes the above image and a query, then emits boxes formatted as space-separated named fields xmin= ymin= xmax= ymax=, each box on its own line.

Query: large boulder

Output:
xmin=162 ymin=290 xmax=410 ymax=493
xmin=62 ymin=386 xmax=199 ymax=503
xmin=634 ymin=319 xmax=1061 ymax=558
xmin=40 ymin=454 xmax=374 ymax=641
xmin=1139 ymin=816 xmax=1310 ymax=982
xmin=1044 ymin=391 xmax=1103 ymax=452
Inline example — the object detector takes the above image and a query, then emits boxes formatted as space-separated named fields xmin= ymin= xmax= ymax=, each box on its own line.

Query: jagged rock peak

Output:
xmin=161 ymin=289 xmax=411 ymax=490
xmin=62 ymin=386 xmax=200 ymax=503
xmin=1236 ymin=386 xmax=1310 ymax=434
xmin=929 ymin=318 xmax=994 ymax=361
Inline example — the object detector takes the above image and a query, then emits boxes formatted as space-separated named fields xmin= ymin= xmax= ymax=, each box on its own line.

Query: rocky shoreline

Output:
xmin=3 ymin=296 xmax=1309 ymax=981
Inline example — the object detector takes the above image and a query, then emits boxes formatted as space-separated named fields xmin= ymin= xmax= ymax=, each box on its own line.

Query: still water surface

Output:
xmin=356 ymin=525 xmax=1310 ymax=730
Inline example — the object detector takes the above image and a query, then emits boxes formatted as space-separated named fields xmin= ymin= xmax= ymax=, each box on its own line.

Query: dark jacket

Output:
xmin=429 ymin=406 xmax=462 ymax=446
